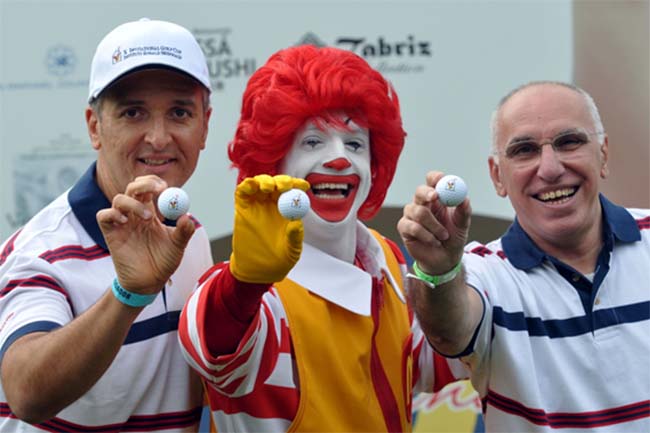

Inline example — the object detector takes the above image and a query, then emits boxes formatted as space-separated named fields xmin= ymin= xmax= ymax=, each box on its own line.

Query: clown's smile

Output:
xmin=305 ymin=173 xmax=360 ymax=222
xmin=279 ymin=114 xmax=371 ymax=226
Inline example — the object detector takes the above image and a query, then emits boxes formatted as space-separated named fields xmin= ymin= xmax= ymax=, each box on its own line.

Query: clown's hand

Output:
xmin=229 ymin=175 xmax=310 ymax=284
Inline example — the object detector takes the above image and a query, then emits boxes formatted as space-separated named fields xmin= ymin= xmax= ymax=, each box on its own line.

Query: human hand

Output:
xmin=229 ymin=174 xmax=310 ymax=284
xmin=96 ymin=175 xmax=195 ymax=295
xmin=397 ymin=171 xmax=471 ymax=275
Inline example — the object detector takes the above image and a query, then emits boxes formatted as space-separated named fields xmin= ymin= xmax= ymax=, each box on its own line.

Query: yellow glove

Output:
xmin=229 ymin=174 xmax=310 ymax=284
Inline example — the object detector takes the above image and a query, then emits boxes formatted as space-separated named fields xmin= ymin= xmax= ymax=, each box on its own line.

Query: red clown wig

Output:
xmin=228 ymin=45 xmax=406 ymax=220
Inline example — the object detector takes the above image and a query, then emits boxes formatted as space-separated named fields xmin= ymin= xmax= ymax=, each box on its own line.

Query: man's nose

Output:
xmin=145 ymin=118 xmax=172 ymax=149
xmin=536 ymin=143 xmax=565 ymax=181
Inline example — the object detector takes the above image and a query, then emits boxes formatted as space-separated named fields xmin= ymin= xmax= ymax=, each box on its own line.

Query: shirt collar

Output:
xmin=68 ymin=162 xmax=111 ymax=251
xmin=600 ymin=194 xmax=641 ymax=242
xmin=502 ymin=193 xmax=641 ymax=270
xmin=69 ymin=162 xmax=183 ymax=252
xmin=286 ymin=222 xmax=404 ymax=316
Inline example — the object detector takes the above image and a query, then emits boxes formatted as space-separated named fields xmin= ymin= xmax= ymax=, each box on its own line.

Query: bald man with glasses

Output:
xmin=398 ymin=81 xmax=650 ymax=433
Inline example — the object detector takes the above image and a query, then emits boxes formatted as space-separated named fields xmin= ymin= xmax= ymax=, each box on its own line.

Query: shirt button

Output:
xmin=595 ymin=298 xmax=601 ymax=305
xmin=572 ymin=274 xmax=580 ymax=282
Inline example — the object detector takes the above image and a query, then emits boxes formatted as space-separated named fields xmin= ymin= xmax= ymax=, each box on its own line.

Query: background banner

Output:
xmin=0 ymin=0 xmax=574 ymax=241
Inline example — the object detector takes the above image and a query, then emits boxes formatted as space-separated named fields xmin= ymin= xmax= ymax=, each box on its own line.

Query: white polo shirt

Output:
xmin=0 ymin=163 xmax=212 ymax=432
xmin=460 ymin=195 xmax=650 ymax=432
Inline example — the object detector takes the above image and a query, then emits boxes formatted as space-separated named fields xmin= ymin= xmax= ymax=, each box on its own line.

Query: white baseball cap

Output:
xmin=88 ymin=18 xmax=211 ymax=102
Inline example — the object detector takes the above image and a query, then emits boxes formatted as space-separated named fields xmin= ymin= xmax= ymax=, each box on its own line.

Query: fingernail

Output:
xmin=143 ymin=209 xmax=152 ymax=219
xmin=119 ymin=215 xmax=128 ymax=223
xmin=440 ymin=231 xmax=450 ymax=241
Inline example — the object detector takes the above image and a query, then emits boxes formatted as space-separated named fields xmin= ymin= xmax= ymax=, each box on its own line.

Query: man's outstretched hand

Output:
xmin=97 ymin=175 xmax=195 ymax=295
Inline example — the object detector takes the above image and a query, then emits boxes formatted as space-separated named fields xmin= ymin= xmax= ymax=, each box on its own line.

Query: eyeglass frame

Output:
xmin=492 ymin=129 xmax=605 ymax=165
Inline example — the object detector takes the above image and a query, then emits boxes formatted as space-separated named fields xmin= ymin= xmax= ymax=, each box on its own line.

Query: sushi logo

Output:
xmin=194 ymin=28 xmax=257 ymax=92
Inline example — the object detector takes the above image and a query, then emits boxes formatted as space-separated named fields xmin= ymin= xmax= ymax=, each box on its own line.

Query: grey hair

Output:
xmin=490 ymin=81 xmax=605 ymax=158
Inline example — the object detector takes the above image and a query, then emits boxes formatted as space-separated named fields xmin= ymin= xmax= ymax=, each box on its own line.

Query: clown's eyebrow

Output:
xmin=344 ymin=117 xmax=352 ymax=125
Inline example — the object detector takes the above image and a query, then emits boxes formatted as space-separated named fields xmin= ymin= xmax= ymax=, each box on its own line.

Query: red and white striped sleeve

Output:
xmin=178 ymin=264 xmax=290 ymax=398
xmin=381 ymin=236 xmax=468 ymax=393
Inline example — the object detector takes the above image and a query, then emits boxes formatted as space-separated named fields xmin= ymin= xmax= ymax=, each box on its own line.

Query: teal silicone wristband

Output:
xmin=411 ymin=261 xmax=462 ymax=287
xmin=111 ymin=278 xmax=157 ymax=307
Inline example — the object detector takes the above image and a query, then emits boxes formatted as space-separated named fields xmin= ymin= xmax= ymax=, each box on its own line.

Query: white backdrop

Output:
xmin=0 ymin=0 xmax=573 ymax=241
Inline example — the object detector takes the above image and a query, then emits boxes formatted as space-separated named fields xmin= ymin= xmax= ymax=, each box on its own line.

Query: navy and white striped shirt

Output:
xmin=0 ymin=163 xmax=212 ymax=432
xmin=461 ymin=195 xmax=650 ymax=432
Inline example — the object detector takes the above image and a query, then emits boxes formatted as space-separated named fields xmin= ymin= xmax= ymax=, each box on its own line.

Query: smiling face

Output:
xmin=86 ymin=68 xmax=211 ymax=200
xmin=279 ymin=114 xmax=371 ymax=226
xmin=489 ymin=84 xmax=609 ymax=250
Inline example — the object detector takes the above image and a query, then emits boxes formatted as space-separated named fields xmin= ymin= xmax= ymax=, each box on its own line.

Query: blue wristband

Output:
xmin=111 ymin=278 xmax=157 ymax=307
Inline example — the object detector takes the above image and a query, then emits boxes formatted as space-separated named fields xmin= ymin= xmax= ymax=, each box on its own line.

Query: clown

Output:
xmin=178 ymin=45 xmax=460 ymax=432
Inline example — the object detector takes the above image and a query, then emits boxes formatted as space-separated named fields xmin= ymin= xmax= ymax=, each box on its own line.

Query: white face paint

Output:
xmin=279 ymin=115 xmax=371 ymax=226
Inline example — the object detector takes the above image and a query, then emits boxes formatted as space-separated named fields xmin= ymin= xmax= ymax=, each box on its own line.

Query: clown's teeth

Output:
xmin=315 ymin=194 xmax=345 ymax=200
xmin=313 ymin=183 xmax=349 ymax=191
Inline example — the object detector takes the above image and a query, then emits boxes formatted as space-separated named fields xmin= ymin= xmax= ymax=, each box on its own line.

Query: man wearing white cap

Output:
xmin=0 ymin=18 xmax=212 ymax=431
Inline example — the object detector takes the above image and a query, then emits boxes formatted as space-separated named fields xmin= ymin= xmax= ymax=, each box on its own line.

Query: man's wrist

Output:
xmin=111 ymin=278 xmax=158 ymax=307
xmin=407 ymin=261 xmax=462 ymax=289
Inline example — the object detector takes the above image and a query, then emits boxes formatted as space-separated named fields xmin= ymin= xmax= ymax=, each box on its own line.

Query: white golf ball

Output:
xmin=435 ymin=175 xmax=468 ymax=207
xmin=157 ymin=187 xmax=190 ymax=220
xmin=277 ymin=188 xmax=310 ymax=221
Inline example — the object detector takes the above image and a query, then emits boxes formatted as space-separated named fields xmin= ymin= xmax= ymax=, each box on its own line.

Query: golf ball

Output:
xmin=277 ymin=188 xmax=310 ymax=221
xmin=435 ymin=175 xmax=468 ymax=207
xmin=157 ymin=187 xmax=190 ymax=220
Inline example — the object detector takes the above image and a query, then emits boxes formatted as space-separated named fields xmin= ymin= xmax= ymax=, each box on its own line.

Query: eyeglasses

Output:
xmin=494 ymin=130 xmax=603 ymax=166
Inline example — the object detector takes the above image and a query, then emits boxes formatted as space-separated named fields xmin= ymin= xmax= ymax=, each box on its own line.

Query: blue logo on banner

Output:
xmin=46 ymin=45 xmax=76 ymax=77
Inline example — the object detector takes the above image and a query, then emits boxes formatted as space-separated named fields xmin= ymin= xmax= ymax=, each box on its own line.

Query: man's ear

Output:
xmin=489 ymin=156 xmax=507 ymax=197
xmin=200 ymin=106 xmax=212 ymax=151
xmin=599 ymin=134 xmax=609 ymax=179
xmin=86 ymin=107 xmax=101 ymax=150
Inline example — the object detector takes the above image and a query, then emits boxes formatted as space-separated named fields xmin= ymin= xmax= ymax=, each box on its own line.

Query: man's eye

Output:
xmin=172 ymin=108 xmax=191 ymax=118
xmin=122 ymin=108 xmax=141 ymax=118
xmin=554 ymin=134 xmax=587 ymax=151
xmin=507 ymin=142 xmax=538 ymax=158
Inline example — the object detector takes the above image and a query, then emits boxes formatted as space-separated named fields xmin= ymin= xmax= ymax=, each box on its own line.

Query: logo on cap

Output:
xmin=112 ymin=47 xmax=122 ymax=65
